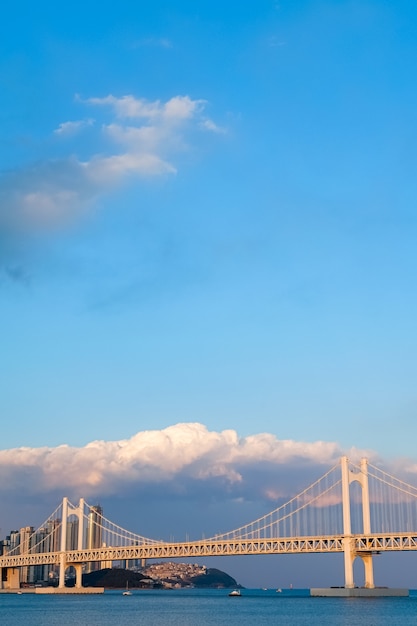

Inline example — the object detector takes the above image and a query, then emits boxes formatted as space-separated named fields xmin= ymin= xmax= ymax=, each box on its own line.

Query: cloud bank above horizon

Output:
xmin=3 ymin=422 xmax=417 ymax=541
xmin=0 ymin=422 xmax=392 ymax=504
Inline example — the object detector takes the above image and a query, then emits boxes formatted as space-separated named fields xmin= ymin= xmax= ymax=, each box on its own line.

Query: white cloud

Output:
xmin=53 ymin=119 xmax=94 ymax=136
xmin=200 ymin=119 xmax=227 ymax=134
xmin=103 ymin=122 xmax=176 ymax=154
xmin=163 ymin=95 xmax=204 ymax=120
xmin=1 ymin=93 xmax=218 ymax=236
xmin=0 ymin=422 xmax=371 ymax=500
xmin=0 ymin=159 xmax=96 ymax=233
xmin=83 ymin=94 xmax=161 ymax=119
xmin=83 ymin=94 xmax=204 ymax=122
xmin=85 ymin=152 xmax=176 ymax=183
xmin=22 ymin=190 xmax=80 ymax=222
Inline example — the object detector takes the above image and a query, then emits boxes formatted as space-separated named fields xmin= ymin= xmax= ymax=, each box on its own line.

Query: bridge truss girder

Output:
xmin=2 ymin=533 xmax=417 ymax=570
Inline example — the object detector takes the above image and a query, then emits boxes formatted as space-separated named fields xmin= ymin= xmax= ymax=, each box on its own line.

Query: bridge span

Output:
xmin=2 ymin=457 xmax=417 ymax=591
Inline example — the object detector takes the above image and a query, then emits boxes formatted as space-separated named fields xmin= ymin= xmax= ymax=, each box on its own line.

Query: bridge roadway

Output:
xmin=2 ymin=532 xmax=417 ymax=568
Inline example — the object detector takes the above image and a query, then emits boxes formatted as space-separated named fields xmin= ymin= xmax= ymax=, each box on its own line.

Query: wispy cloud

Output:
xmin=81 ymin=94 xmax=205 ymax=121
xmin=0 ymin=94 xmax=221 ymax=239
xmin=200 ymin=119 xmax=227 ymax=134
xmin=0 ymin=158 xmax=97 ymax=234
xmin=53 ymin=119 xmax=94 ymax=136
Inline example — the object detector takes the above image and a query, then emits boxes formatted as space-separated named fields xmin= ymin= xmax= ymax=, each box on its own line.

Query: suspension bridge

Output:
xmin=2 ymin=456 xmax=417 ymax=593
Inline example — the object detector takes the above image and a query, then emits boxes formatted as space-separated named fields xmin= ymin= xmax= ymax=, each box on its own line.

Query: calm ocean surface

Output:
xmin=1 ymin=588 xmax=417 ymax=625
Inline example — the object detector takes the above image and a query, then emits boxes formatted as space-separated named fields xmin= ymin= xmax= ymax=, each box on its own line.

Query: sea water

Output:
xmin=1 ymin=588 xmax=417 ymax=626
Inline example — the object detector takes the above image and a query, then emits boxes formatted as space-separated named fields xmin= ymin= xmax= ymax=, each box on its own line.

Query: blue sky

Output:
xmin=1 ymin=0 xmax=417 ymax=586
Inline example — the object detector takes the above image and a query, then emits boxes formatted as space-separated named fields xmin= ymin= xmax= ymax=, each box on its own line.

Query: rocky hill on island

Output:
xmin=80 ymin=563 xmax=240 ymax=589
xmin=188 ymin=568 xmax=239 ymax=588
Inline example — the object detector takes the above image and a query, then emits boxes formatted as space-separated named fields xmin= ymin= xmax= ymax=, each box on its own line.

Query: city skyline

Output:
xmin=1 ymin=0 xmax=417 ymax=588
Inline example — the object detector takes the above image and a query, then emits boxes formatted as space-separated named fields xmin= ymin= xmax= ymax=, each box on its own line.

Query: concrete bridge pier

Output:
xmin=343 ymin=538 xmax=355 ymax=589
xmin=343 ymin=544 xmax=375 ymax=590
xmin=58 ymin=553 xmax=66 ymax=589
xmin=0 ymin=567 xmax=20 ymax=590
xmin=74 ymin=563 xmax=83 ymax=588
xmin=360 ymin=552 xmax=375 ymax=589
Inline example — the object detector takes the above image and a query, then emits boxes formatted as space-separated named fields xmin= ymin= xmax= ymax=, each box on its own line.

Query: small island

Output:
xmin=78 ymin=562 xmax=241 ymax=590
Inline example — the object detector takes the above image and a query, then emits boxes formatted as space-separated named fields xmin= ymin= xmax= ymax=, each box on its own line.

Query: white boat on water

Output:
xmin=228 ymin=589 xmax=241 ymax=597
xmin=123 ymin=582 xmax=132 ymax=596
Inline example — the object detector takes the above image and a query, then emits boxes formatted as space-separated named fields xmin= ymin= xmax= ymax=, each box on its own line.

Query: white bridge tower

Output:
xmin=341 ymin=456 xmax=375 ymax=588
xmin=58 ymin=497 xmax=85 ymax=589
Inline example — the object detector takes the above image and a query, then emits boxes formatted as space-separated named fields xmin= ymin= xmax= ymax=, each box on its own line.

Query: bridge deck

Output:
xmin=1 ymin=533 xmax=417 ymax=567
